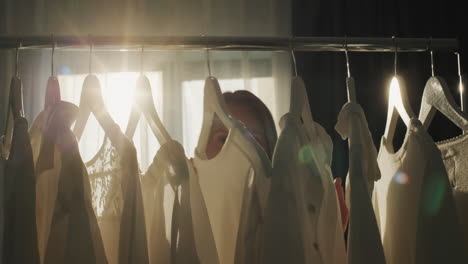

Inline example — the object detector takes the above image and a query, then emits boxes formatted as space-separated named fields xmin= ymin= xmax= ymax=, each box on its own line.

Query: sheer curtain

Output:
xmin=0 ymin=0 xmax=292 ymax=168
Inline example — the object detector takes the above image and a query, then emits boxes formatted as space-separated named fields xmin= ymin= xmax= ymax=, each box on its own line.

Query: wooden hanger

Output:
xmin=73 ymin=74 xmax=121 ymax=147
xmin=45 ymin=77 xmax=61 ymax=108
xmin=383 ymin=76 xmax=416 ymax=143
xmin=44 ymin=39 xmax=61 ymax=108
xmin=7 ymin=76 xmax=24 ymax=121
xmin=2 ymin=44 xmax=24 ymax=157
xmin=73 ymin=42 xmax=120 ymax=146
xmin=9 ymin=43 xmax=25 ymax=120
xmin=344 ymin=39 xmax=357 ymax=103
xmin=125 ymin=74 xmax=171 ymax=145
xmin=418 ymin=51 xmax=468 ymax=130
xmin=288 ymin=48 xmax=315 ymax=127
xmin=383 ymin=39 xmax=417 ymax=143
xmin=195 ymin=48 xmax=237 ymax=159
xmin=347 ymin=77 xmax=357 ymax=103
xmin=200 ymin=48 xmax=236 ymax=130
xmin=419 ymin=76 xmax=468 ymax=130
xmin=290 ymin=76 xmax=314 ymax=126
xmin=202 ymin=76 xmax=235 ymax=130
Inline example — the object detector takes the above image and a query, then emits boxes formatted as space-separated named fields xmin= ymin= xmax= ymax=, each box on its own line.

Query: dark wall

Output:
xmin=293 ymin=0 xmax=467 ymax=179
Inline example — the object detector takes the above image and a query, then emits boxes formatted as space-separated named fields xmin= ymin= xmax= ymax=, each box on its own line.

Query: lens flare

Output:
xmin=393 ymin=171 xmax=409 ymax=185
xmin=299 ymin=144 xmax=315 ymax=165
xmin=422 ymin=172 xmax=447 ymax=215
xmin=59 ymin=66 xmax=71 ymax=75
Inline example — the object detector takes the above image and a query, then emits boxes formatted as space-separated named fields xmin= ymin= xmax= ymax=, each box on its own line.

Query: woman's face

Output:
xmin=205 ymin=103 xmax=267 ymax=159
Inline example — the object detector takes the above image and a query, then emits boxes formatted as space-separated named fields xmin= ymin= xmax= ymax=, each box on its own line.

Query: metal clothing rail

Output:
xmin=0 ymin=35 xmax=460 ymax=52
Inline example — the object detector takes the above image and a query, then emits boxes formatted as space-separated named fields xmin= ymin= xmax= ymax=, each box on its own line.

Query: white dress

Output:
xmin=335 ymin=102 xmax=386 ymax=264
xmin=373 ymin=118 xmax=466 ymax=263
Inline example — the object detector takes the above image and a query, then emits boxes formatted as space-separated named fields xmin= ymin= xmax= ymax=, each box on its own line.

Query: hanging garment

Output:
xmin=30 ymin=107 xmax=57 ymax=263
xmin=0 ymin=150 xmax=4 ymax=263
xmin=142 ymin=139 xmax=218 ymax=264
xmin=335 ymin=102 xmax=386 ymax=264
xmin=436 ymin=133 xmax=468 ymax=251
xmin=85 ymin=129 xmax=148 ymax=264
xmin=189 ymin=159 xmax=220 ymax=264
xmin=302 ymin=115 xmax=347 ymax=264
xmin=282 ymin=77 xmax=346 ymax=264
xmin=30 ymin=107 xmax=59 ymax=261
xmin=262 ymin=112 xmax=324 ymax=264
xmin=193 ymin=122 xmax=271 ymax=264
xmin=263 ymin=76 xmax=345 ymax=264
xmin=30 ymin=101 xmax=107 ymax=264
xmin=373 ymin=118 xmax=466 ymax=263
xmin=2 ymin=116 xmax=40 ymax=264
xmin=192 ymin=77 xmax=271 ymax=264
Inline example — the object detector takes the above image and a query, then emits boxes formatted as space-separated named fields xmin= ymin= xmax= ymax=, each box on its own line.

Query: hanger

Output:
xmin=202 ymin=45 xmax=232 ymax=126
xmin=457 ymin=52 xmax=465 ymax=113
xmin=344 ymin=37 xmax=357 ymax=103
xmin=9 ymin=42 xmax=25 ymax=120
xmin=73 ymin=40 xmax=121 ymax=148
xmin=44 ymin=35 xmax=61 ymax=109
xmin=383 ymin=37 xmax=417 ymax=143
xmin=197 ymin=47 xmax=242 ymax=158
xmin=418 ymin=44 xmax=468 ymax=131
xmin=2 ymin=43 xmax=24 ymax=157
xmin=289 ymin=47 xmax=314 ymax=126
xmin=125 ymin=46 xmax=171 ymax=145
xmin=202 ymin=47 xmax=235 ymax=129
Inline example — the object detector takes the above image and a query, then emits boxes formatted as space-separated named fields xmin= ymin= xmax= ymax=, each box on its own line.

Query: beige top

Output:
xmin=263 ymin=112 xmax=323 ymax=264
xmin=335 ymin=102 xmax=386 ymax=264
xmin=193 ymin=123 xmax=271 ymax=264
xmin=373 ymin=118 xmax=466 ymax=263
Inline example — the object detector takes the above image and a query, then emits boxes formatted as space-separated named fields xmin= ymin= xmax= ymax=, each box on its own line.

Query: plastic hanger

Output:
xmin=289 ymin=48 xmax=314 ymax=126
xmin=8 ymin=43 xmax=25 ymax=120
xmin=198 ymin=47 xmax=272 ymax=171
xmin=196 ymin=47 xmax=236 ymax=159
xmin=383 ymin=37 xmax=417 ymax=143
xmin=125 ymin=46 xmax=171 ymax=145
xmin=457 ymin=52 xmax=465 ymax=113
xmin=2 ymin=43 xmax=24 ymax=157
xmin=344 ymin=37 xmax=357 ymax=103
xmin=44 ymin=35 xmax=61 ymax=109
xmin=201 ymin=48 xmax=236 ymax=131
xmin=418 ymin=47 xmax=468 ymax=130
xmin=73 ymin=42 xmax=121 ymax=148
xmin=341 ymin=38 xmax=360 ymax=147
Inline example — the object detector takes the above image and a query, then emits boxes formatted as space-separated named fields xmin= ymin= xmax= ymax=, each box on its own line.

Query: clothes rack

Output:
xmin=0 ymin=35 xmax=459 ymax=52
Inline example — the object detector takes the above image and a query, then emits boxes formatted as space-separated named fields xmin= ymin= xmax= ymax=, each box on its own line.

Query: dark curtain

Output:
xmin=293 ymin=0 xmax=467 ymax=179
